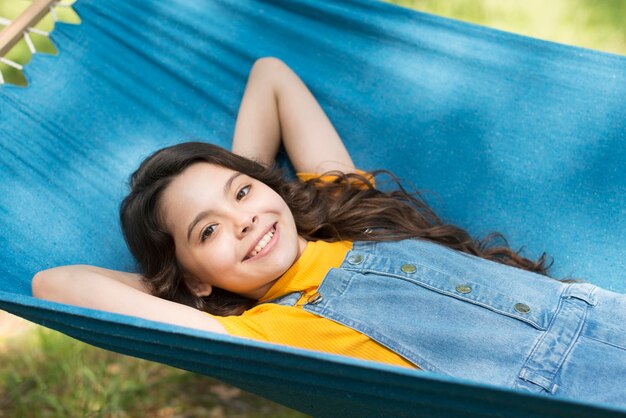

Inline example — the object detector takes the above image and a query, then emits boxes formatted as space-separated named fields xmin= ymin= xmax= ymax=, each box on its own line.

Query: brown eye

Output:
xmin=236 ymin=185 xmax=250 ymax=201
xmin=200 ymin=224 xmax=216 ymax=242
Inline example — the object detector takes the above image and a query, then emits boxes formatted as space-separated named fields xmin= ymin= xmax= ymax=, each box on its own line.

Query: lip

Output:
xmin=243 ymin=222 xmax=279 ymax=262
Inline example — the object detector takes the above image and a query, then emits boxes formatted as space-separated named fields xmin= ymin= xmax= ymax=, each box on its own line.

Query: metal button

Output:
xmin=455 ymin=284 xmax=472 ymax=294
xmin=514 ymin=303 xmax=531 ymax=314
xmin=307 ymin=292 xmax=323 ymax=305
xmin=400 ymin=264 xmax=417 ymax=274
xmin=348 ymin=254 xmax=364 ymax=265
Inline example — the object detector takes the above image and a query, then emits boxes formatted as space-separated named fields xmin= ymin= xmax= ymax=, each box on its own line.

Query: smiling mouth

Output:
xmin=244 ymin=223 xmax=277 ymax=260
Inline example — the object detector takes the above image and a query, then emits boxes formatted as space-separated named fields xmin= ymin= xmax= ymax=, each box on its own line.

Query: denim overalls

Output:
xmin=272 ymin=240 xmax=626 ymax=407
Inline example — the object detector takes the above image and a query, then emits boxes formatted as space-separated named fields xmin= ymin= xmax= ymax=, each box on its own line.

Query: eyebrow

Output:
xmin=186 ymin=172 xmax=243 ymax=242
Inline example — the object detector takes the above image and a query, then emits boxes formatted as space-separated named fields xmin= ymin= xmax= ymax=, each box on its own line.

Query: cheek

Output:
xmin=196 ymin=241 xmax=239 ymax=278
xmin=274 ymin=195 xmax=296 ymax=224
xmin=175 ymin=242 xmax=233 ymax=282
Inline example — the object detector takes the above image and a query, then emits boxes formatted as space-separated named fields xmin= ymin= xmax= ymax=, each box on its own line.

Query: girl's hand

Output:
xmin=32 ymin=266 xmax=227 ymax=334
xmin=232 ymin=57 xmax=355 ymax=174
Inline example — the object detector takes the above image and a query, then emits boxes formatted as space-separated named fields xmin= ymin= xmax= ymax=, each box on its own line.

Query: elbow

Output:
xmin=31 ymin=267 xmax=72 ymax=300
xmin=31 ymin=269 xmax=54 ymax=299
xmin=251 ymin=57 xmax=288 ymax=80
xmin=254 ymin=56 xmax=285 ymax=69
xmin=248 ymin=57 xmax=289 ymax=99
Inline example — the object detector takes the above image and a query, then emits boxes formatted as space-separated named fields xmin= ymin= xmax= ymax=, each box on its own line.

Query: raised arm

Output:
xmin=32 ymin=266 xmax=227 ymax=334
xmin=232 ymin=57 xmax=355 ymax=173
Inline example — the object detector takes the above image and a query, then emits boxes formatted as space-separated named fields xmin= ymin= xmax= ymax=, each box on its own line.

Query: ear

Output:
xmin=185 ymin=275 xmax=213 ymax=298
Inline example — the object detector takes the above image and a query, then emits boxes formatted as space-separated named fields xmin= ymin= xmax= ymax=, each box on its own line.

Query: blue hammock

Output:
xmin=1 ymin=0 xmax=625 ymax=416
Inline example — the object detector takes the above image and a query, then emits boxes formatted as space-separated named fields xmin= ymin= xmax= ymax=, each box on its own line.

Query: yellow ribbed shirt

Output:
xmin=215 ymin=239 xmax=416 ymax=369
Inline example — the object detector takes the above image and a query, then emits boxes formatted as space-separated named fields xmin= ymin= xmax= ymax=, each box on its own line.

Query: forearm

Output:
xmin=32 ymin=266 xmax=226 ymax=334
xmin=272 ymin=63 xmax=354 ymax=174
xmin=232 ymin=57 xmax=355 ymax=173
xmin=231 ymin=58 xmax=282 ymax=166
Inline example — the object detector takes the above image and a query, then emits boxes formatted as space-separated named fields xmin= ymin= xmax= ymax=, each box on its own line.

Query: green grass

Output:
xmin=0 ymin=324 xmax=308 ymax=418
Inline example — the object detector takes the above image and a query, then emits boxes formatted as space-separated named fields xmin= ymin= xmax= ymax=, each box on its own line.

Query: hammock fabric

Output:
xmin=1 ymin=0 xmax=625 ymax=416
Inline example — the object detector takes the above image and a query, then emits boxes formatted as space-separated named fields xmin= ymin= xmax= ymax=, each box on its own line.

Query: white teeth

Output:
xmin=248 ymin=227 xmax=275 ymax=258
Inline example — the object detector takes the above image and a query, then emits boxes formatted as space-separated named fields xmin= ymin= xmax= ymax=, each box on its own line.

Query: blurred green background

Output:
xmin=393 ymin=0 xmax=626 ymax=56
xmin=1 ymin=0 xmax=626 ymax=416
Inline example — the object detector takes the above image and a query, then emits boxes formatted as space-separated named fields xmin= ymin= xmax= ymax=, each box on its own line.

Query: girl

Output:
xmin=33 ymin=57 xmax=626 ymax=407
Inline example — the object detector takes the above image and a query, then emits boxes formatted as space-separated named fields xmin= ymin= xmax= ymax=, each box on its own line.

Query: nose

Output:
xmin=237 ymin=213 xmax=258 ymax=237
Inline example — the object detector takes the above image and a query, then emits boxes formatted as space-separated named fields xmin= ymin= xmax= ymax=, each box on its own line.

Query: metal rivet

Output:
xmin=400 ymin=264 xmax=417 ymax=274
xmin=455 ymin=284 xmax=472 ymax=294
xmin=307 ymin=292 xmax=323 ymax=305
xmin=348 ymin=254 xmax=364 ymax=265
xmin=514 ymin=303 xmax=531 ymax=314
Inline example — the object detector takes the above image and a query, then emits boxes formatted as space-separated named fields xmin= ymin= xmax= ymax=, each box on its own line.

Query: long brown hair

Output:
xmin=121 ymin=142 xmax=552 ymax=316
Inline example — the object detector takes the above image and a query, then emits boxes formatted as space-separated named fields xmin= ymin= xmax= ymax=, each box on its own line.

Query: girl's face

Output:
xmin=160 ymin=162 xmax=307 ymax=300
